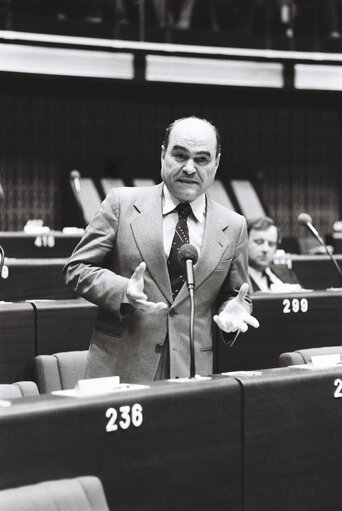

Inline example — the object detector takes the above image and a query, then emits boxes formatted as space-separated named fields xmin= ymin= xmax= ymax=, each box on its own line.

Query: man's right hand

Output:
xmin=126 ymin=262 xmax=169 ymax=313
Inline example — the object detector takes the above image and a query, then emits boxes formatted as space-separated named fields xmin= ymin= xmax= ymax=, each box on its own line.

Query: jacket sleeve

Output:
xmin=63 ymin=188 xmax=129 ymax=320
xmin=216 ymin=215 xmax=252 ymax=315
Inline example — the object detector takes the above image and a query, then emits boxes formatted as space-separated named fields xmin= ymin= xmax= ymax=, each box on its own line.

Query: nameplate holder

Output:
xmin=76 ymin=376 xmax=120 ymax=394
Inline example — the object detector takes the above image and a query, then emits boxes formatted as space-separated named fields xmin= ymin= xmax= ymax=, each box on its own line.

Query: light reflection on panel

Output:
xmin=0 ymin=43 xmax=134 ymax=79
xmin=295 ymin=64 xmax=342 ymax=91
xmin=146 ymin=55 xmax=283 ymax=88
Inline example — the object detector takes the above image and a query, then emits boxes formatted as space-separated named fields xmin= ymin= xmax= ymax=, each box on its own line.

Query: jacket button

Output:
xmin=155 ymin=343 xmax=164 ymax=353
xmin=169 ymin=309 xmax=177 ymax=317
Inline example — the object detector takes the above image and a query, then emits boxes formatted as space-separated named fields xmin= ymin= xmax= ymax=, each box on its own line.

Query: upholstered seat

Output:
xmin=34 ymin=350 xmax=88 ymax=393
xmin=0 ymin=381 xmax=39 ymax=399
xmin=279 ymin=346 xmax=342 ymax=366
xmin=0 ymin=476 xmax=109 ymax=511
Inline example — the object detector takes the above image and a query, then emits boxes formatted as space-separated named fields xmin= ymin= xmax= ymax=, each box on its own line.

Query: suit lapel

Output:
xmin=174 ymin=197 xmax=229 ymax=304
xmin=130 ymin=184 xmax=173 ymax=304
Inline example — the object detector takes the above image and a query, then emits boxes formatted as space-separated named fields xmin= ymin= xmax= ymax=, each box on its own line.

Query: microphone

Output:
xmin=178 ymin=244 xmax=198 ymax=378
xmin=70 ymin=170 xmax=81 ymax=193
xmin=298 ymin=213 xmax=325 ymax=246
xmin=178 ymin=243 xmax=198 ymax=290
xmin=298 ymin=212 xmax=342 ymax=286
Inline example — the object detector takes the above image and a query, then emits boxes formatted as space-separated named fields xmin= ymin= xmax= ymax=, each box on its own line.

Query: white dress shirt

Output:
xmin=248 ymin=266 xmax=284 ymax=292
xmin=162 ymin=185 xmax=206 ymax=257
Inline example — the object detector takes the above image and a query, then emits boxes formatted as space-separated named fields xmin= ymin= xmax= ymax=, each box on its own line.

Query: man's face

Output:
xmin=248 ymin=226 xmax=278 ymax=272
xmin=161 ymin=118 xmax=220 ymax=202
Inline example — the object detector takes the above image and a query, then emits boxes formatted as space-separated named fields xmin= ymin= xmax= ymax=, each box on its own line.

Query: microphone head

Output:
xmin=298 ymin=212 xmax=312 ymax=226
xmin=70 ymin=170 xmax=81 ymax=180
xmin=178 ymin=243 xmax=198 ymax=265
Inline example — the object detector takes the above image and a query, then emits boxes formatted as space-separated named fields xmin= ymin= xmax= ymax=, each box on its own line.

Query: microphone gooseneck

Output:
xmin=178 ymin=244 xmax=198 ymax=291
xmin=178 ymin=243 xmax=198 ymax=378
xmin=298 ymin=212 xmax=342 ymax=286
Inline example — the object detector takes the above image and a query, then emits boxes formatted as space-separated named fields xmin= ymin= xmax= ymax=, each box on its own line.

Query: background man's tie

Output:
xmin=168 ymin=202 xmax=191 ymax=299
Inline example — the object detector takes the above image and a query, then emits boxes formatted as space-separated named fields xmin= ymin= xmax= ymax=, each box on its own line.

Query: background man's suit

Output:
xmin=64 ymin=183 xmax=251 ymax=382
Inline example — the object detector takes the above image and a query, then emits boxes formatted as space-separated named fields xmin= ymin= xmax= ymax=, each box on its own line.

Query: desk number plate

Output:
xmin=334 ymin=379 xmax=342 ymax=399
xmin=283 ymin=298 xmax=308 ymax=314
xmin=106 ymin=404 xmax=143 ymax=432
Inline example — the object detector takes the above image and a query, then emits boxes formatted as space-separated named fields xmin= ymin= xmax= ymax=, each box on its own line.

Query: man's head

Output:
xmin=247 ymin=217 xmax=279 ymax=272
xmin=160 ymin=116 xmax=221 ymax=202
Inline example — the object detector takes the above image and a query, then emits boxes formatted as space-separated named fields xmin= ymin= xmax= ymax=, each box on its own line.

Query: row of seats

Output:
xmin=69 ymin=171 xmax=266 ymax=226
xmin=3 ymin=345 xmax=342 ymax=400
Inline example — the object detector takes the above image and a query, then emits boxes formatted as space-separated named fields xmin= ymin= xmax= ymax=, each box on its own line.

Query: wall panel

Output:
xmin=0 ymin=75 xmax=340 ymax=237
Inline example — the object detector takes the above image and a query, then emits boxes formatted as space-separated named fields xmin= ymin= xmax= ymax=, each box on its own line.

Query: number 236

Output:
xmin=106 ymin=404 xmax=143 ymax=432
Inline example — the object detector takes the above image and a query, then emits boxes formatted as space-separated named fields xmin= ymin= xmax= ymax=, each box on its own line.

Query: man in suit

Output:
xmin=63 ymin=116 xmax=259 ymax=383
xmin=247 ymin=217 xmax=300 ymax=292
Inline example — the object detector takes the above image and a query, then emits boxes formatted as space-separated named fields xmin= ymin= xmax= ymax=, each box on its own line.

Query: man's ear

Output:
xmin=215 ymin=152 xmax=221 ymax=170
xmin=161 ymin=145 xmax=166 ymax=159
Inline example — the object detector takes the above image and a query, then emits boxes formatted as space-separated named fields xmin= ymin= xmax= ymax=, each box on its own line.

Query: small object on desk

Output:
xmin=52 ymin=376 xmax=149 ymax=397
xmin=168 ymin=375 xmax=212 ymax=383
xmin=222 ymin=371 xmax=263 ymax=377
xmin=0 ymin=400 xmax=11 ymax=407
xmin=62 ymin=227 xmax=85 ymax=235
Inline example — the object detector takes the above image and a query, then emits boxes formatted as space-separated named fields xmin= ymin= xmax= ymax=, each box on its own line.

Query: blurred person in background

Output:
xmin=247 ymin=217 xmax=301 ymax=292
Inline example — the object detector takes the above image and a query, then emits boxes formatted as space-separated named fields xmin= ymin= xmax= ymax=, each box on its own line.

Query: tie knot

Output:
xmin=176 ymin=202 xmax=191 ymax=220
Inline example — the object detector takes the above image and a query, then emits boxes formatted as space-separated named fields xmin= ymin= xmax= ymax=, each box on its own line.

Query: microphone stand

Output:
xmin=185 ymin=259 xmax=196 ymax=378
xmin=305 ymin=221 xmax=342 ymax=287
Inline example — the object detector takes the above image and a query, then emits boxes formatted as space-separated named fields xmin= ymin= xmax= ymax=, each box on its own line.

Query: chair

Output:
xmin=279 ymin=346 xmax=342 ymax=366
xmin=207 ymin=180 xmax=235 ymax=210
xmin=0 ymin=476 xmax=109 ymax=511
xmin=69 ymin=170 xmax=102 ymax=226
xmin=100 ymin=177 xmax=125 ymax=196
xmin=0 ymin=381 xmax=39 ymax=399
xmin=229 ymin=179 xmax=266 ymax=220
xmin=34 ymin=350 xmax=88 ymax=393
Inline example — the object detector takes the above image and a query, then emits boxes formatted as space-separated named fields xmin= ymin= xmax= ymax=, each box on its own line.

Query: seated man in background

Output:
xmin=247 ymin=217 xmax=301 ymax=292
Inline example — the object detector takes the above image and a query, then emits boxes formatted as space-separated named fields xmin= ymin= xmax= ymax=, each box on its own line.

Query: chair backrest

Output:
xmin=0 ymin=476 xmax=109 ymax=511
xmin=0 ymin=381 xmax=39 ymax=399
xmin=69 ymin=170 xmax=102 ymax=226
xmin=230 ymin=179 xmax=266 ymax=220
xmin=34 ymin=350 xmax=88 ymax=393
xmin=100 ymin=177 xmax=125 ymax=196
xmin=207 ymin=180 xmax=235 ymax=210
xmin=279 ymin=346 xmax=342 ymax=366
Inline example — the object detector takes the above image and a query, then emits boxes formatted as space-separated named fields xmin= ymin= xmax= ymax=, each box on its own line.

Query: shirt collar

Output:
xmin=162 ymin=184 xmax=206 ymax=223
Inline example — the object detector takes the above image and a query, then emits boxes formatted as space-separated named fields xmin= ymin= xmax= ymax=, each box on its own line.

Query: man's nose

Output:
xmin=183 ymin=160 xmax=196 ymax=174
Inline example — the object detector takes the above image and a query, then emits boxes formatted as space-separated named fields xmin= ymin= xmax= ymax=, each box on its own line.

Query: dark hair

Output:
xmin=162 ymin=116 xmax=221 ymax=157
xmin=247 ymin=217 xmax=280 ymax=243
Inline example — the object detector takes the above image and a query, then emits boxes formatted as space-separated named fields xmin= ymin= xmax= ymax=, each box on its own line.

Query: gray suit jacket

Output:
xmin=64 ymin=183 xmax=251 ymax=382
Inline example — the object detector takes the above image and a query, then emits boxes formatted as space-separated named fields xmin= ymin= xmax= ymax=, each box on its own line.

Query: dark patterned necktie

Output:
xmin=167 ymin=202 xmax=191 ymax=299
xmin=262 ymin=271 xmax=273 ymax=289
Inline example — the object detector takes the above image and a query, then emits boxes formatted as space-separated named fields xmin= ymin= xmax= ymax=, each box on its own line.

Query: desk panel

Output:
xmin=0 ymin=302 xmax=35 ymax=383
xmin=0 ymin=231 xmax=82 ymax=258
xmin=0 ymin=378 xmax=241 ymax=511
xmin=1 ymin=259 xmax=74 ymax=300
xmin=30 ymin=299 xmax=98 ymax=355
xmin=216 ymin=290 xmax=342 ymax=372
xmin=234 ymin=367 xmax=342 ymax=511
xmin=291 ymin=255 xmax=342 ymax=289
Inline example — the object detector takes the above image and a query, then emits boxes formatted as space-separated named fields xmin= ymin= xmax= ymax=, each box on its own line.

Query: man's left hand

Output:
xmin=213 ymin=283 xmax=260 ymax=333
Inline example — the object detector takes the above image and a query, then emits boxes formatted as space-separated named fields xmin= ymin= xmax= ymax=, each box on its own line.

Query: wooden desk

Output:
xmin=29 ymin=298 xmax=97 ymax=355
xmin=216 ymin=290 xmax=342 ymax=373
xmin=0 ymin=258 xmax=74 ymax=300
xmin=0 ymin=231 xmax=82 ymax=258
xmin=235 ymin=367 xmax=342 ymax=511
xmin=0 ymin=302 xmax=35 ymax=383
xmin=0 ymin=377 xmax=241 ymax=511
xmin=291 ymin=254 xmax=342 ymax=289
